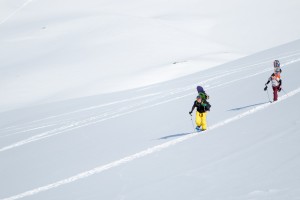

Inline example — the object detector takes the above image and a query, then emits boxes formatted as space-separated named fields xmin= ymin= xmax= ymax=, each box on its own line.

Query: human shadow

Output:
xmin=228 ymin=101 xmax=269 ymax=111
xmin=158 ymin=132 xmax=193 ymax=140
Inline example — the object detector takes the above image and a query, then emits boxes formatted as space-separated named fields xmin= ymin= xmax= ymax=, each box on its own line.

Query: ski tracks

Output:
xmin=0 ymin=0 xmax=33 ymax=26
xmin=1 ymin=54 xmax=300 ymax=153
xmin=2 ymin=86 xmax=300 ymax=200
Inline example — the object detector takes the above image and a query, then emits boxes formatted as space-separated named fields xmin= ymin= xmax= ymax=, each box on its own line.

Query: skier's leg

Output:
xmin=201 ymin=112 xmax=207 ymax=130
xmin=195 ymin=111 xmax=202 ymax=127
xmin=273 ymin=86 xmax=278 ymax=101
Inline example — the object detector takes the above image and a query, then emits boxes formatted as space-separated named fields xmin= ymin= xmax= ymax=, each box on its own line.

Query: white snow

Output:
xmin=3 ymin=86 xmax=300 ymax=200
xmin=1 ymin=0 xmax=300 ymax=111
xmin=1 ymin=1 xmax=300 ymax=200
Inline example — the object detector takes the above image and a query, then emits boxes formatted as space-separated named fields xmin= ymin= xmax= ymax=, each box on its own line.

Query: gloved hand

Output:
xmin=264 ymin=86 xmax=268 ymax=91
xmin=278 ymin=87 xmax=282 ymax=92
xmin=189 ymin=111 xmax=192 ymax=116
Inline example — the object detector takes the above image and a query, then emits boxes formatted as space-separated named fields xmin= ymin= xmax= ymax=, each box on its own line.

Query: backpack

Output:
xmin=198 ymin=92 xmax=211 ymax=111
xmin=204 ymin=101 xmax=211 ymax=111
xmin=197 ymin=86 xmax=211 ymax=110
xmin=198 ymin=92 xmax=208 ymax=102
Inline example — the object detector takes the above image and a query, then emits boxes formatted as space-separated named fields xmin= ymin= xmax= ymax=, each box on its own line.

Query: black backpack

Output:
xmin=204 ymin=101 xmax=211 ymax=111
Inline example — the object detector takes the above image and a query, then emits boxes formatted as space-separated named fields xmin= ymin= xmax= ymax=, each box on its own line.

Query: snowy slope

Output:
xmin=1 ymin=0 xmax=300 ymax=111
xmin=1 ymin=39 xmax=300 ymax=200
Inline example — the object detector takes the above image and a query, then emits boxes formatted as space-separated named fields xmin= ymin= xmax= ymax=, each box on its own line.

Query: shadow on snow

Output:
xmin=158 ymin=132 xmax=193 ymax=140
xmin=227 ymin=101 xmax=269 ymax=111
xmin=159 ymin=101 xmax=270 ymax=140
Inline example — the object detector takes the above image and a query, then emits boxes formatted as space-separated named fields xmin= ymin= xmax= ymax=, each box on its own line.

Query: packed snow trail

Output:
xmin=2 ymin=87 xmax=300 ymax=200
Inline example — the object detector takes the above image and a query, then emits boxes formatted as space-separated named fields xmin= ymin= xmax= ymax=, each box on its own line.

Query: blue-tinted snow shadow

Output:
xmin=158 ymin=132 xmax=193 ymax=140
xmin=227 ymin=101 xmax=269 ymax=111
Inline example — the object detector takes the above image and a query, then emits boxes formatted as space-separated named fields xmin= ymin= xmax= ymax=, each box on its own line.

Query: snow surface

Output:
xmin=1 ymin=1 xmax=300 ymax=200
xmin=1 ymin=0 xmax=300 ymax=111
xmin=1 ymin=39 xmax=300 ymax=200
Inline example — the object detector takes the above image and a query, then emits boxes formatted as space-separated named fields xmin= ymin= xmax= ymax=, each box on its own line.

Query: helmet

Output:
xmin=196 ymin=95 xmax=202 ymax=99
xmin=273 ymin=60 xmax=280 ymax=67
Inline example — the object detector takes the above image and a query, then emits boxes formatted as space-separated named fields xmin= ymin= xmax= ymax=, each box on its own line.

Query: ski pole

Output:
xmin=265 ymin=87 xmax=271 ymax=102
xmin=281 ymin=88 xmax=288 ymax=96
xmin=190 ymin=114 xmax=195 ymax=131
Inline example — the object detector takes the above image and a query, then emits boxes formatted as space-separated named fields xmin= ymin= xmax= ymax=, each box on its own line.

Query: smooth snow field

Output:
xmin=1 ymin=0 xmax=300 ymax=111
xmin=1 ymin=0 xmax=300 ymax=200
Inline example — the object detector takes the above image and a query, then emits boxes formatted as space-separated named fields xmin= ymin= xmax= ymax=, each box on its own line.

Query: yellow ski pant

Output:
xmin=195 ymin=111 xmax=207 ymax=130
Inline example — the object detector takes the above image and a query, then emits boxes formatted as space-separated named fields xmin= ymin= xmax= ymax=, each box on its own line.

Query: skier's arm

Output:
xmin=264 ymin=77 xmax=271 ymax=91
xmin=189 ymin=102 xmax=196 ymax=114
xmin=190 ymin=105 xmax=195 ymax=113
xmin=265 ymin=77 xmax=271 ymax=85
xmin=279 ymin=79 xmax=282 ymax=87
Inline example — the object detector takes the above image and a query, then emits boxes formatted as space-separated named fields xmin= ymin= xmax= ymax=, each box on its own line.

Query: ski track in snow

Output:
xmin=2 ymin=86 xmax=300 ymax=200
xmin=1 ymin=55 xmax=300 ymax=153
xmin=0 ymin=0 xmax=33 ymax=26
xmin=0 ymin=66 xmax=268 ymax=152
xmin=2 ymin=50 xmax=300 ymax=133
xmin=0 ymin=93 xmax=162 ymax=138
xmin=1 ymin=51 xmax=300 ymax=134
xmin=0 ymin=124 xmax=59 ymax=138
